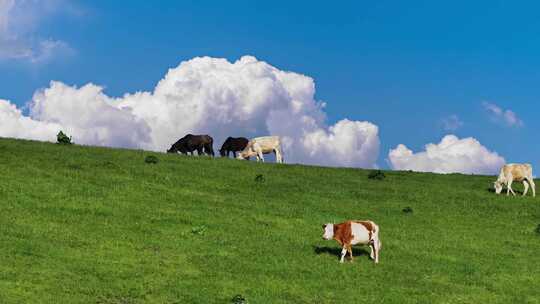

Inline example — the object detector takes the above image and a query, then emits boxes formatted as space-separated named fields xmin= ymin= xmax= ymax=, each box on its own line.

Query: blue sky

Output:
xmin=1 ymin=1 xmax=539 ymax=172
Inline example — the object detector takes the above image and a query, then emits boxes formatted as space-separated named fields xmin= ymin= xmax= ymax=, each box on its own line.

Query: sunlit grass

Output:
xmin=0 ymin=138 xmax=538 ymax=303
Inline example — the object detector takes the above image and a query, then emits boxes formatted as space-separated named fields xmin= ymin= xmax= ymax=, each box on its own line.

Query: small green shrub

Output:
xmin=191 ymin=225 xmax=207 ymax=235
xmin=402 ymin=207 xmax=413 ymax=214
xmin=56 ymin=131 xmax=72 ymax=145
xmin=535 ymin=224 xmax=540 ymax=235
xmin=254 ymin=174 xmax=265 ymax=183
xmin=145 ymin=155 xmax=159 ymax=164
xmin=231 ymin=294 xmax=247 ymax=304
xmin=368 ymin=170 xmax=386 ymax=180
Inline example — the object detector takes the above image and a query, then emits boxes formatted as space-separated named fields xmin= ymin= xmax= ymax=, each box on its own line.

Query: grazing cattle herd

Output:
xmin=166 ymin=134 xmax=536 ymax=264
xmin=167 ymin=134 xmax=284 ymax=163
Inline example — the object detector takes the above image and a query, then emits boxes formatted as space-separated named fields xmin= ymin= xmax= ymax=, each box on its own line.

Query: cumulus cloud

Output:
xmin=482 ymin=101 xmax=523 ymax=127
xmin=388 ymin=135 xmax=505 ymax=174
xmin=441 ymin=114 xmax=463 ymax=131
xmin=0 ymin=98 xmax=61 ymax=140
xmin=30 ymin=81 xmax=152 ymax=148
xmin=0 ymin=56 xmax=380 ymax=168
xmin=0 ymin=0 xmax=73 ymax=63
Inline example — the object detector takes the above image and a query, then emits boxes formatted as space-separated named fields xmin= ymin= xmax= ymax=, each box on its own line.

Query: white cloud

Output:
xmin=482 ymin=101 xmax=523 ymax=127
xmin=0 ymin=0 xmax=72 ymax=63
xmin=0 ymin=56 xmax=380 ymax=168
xmin=30 ymin=81 xmax=152 ymax=148
xmin=0 ymin=98 xmax=61 ymax=140
xmin=441 ymin=114 xmax=463 ymax=131
xmin=388 ymin=135 xmax=505 ymax=174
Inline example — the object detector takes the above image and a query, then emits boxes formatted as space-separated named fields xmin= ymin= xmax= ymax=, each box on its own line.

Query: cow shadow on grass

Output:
xmin=313 ymin=245 xmax=370 ymax=259
xmin=486 ymin=187 xmax=525 ymax=195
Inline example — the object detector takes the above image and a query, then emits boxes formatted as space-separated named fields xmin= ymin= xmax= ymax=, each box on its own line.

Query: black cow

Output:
xmin=167 ymin=134 xmax=215 ymax=156
xmin=219 ymin=137 xmax=249 ymax=158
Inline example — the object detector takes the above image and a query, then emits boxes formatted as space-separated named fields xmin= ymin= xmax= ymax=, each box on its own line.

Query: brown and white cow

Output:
xmin=236 ymin=136 xmax=283 ymax=163
xmin=494 ymin=163 xmax=536 ymax=197
xmin=322 ymin=220 xmax=381 ymax=264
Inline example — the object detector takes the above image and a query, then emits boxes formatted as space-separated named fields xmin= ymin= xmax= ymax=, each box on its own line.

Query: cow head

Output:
xmin=167 ymin=146 xmax=177 ymax=154
xmin=494 ymin=181 xmax=503 ymax=194
xmin=219 ymin=149 xmax=226 ymax=157
xmin=237 ymin=151 xmax=252 ymax=160
xmin=322 ymin=224 xmax=334 ymax=240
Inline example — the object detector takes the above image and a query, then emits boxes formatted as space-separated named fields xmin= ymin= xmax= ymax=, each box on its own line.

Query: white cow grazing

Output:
xmin=236 ymin=136 xmax=283 ymax=163
xmin=494 ymin=163 xmax=536 ymax=197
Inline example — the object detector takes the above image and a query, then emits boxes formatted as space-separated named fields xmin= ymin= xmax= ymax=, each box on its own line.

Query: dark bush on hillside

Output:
xmin=402 ymin=207 xmax=413 ymax=214
xmin=145 ymin=155 xmax=159 ymax=164
xmin=231 ymin=294 xmax=247 ymax=304
xmin=254 ymin=174 xmax=265 ymax=183
xmin=368 ymin=170 xmax=386 ymax=180
xmin=56 ymin=131 xmax=72 ymax=145
xmin=535 ymin=224 xmax=540 ymax=235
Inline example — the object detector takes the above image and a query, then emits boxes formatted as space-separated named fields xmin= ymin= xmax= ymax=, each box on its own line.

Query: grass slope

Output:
xmin=0 ymin=138 xmax=539 ymax=304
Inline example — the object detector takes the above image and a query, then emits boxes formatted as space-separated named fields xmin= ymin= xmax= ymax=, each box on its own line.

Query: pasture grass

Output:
xmin=0 ymin=138 xmax=539 ymax=303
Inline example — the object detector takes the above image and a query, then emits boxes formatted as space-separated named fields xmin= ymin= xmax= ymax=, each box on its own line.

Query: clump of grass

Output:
xmin=231 ymin=294 xmax=247 ymax=304
xmin=402 ymin=207 xmax=413 ymax=214
xmin=254 ymin=174 xmax=265 ymax=183
xmin=101 ymin=161 xmax=117 ymax=169
xmin=68 ymin=164 xmax=82 ymax=170
xmin=191 ymin=225 xmax=207 ymax=235
xmin=535 ymin=224 xmax=540 ymax=235
xmin=144 ymin=155 xmax=159 ymax=164
xmin=368 ymin=170 xmax=385 ymax=180
xmin=56 ymin=131 xmax=72 ymax=145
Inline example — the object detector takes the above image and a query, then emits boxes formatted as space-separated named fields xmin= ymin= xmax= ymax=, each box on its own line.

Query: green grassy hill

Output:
xmin=0 ymin=138 xmax=539 ymax=303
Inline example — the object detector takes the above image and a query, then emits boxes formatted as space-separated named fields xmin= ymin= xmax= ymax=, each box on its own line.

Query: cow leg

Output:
xmin=522 ymin=180 xmax=529 ymax=196
xmin=340 ymin=246 xmax=347 ymax=263
xmin=206 ymin=145 xmax=215 ymax=156
xmin=506 ymin=180 xmax=512 ymax=196
xmin=508 ymin=181 xmax=516 ymax=196
xmin=232 ymin=151 xmax=236 ymax=158
xmin=373 ymin=238 xmax=381 ymax=264
xmin=347 ymin=245 xmax=353 ymax=261
xmin=258 ymin=151 xmax=265 ymax=162
xmin=526 ymin=178 xmax=536 ymax=197
xmin=369 ymin=243 xmax=375 ymax=260
xmin=275 ymin=148 xmax=283 ymax=163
